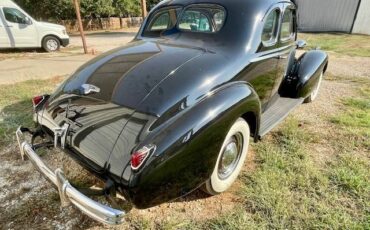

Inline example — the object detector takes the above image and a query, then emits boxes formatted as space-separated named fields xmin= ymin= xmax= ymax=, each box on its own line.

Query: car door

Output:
xmin=2 ymin=7 xmax=37 ymax=47
xmin=246 ymin=6 xmax=282 ymax=111
xmin=271 ymin=3 xmax=297 ymax=101
xmin=0 ymin=7 xmax=11 ymax=47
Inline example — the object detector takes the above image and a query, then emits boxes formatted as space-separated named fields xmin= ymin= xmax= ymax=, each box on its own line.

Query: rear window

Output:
xmin=178 ymin=6 xmax=226 ymax=33
xmin=143 ymin=4 xmax=226 ymax=37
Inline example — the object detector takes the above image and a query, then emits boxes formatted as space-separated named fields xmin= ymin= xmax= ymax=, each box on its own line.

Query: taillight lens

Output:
xmin=131 ymin=144 xmax=156 ymax=170
xmin=32 ymin=95 xmax=45 ymax=107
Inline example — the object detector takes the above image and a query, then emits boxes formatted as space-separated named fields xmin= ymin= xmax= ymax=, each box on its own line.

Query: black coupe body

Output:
xmin=16 ymin=0 xmax=328 ymax=225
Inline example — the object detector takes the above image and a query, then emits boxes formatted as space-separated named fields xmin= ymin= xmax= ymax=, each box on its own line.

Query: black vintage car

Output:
xmin=16 ymin=0 xmax=328 ymax=225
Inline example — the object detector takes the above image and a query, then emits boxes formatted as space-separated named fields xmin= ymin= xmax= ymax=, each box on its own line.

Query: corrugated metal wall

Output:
xmin=295 ymin=0 xmax=360 ymax=33
xmin=352 ymin=0 xmax=370 ymax=35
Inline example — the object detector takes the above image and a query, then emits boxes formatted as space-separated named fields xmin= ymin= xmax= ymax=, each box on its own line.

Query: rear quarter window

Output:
xmin=143 ymin=7 xmax=181 ymax=37
xmin=280 ymin=8 xmax=295 ymax=41
xmin=262 ymin=9 xmax=280 ymax=46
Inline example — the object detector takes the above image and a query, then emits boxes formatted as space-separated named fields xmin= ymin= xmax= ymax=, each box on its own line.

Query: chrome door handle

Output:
xmin=278 ymin=55 xmax=287 ymax=59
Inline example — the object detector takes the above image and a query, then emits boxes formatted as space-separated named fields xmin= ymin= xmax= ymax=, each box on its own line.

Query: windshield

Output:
xmin=142 ymin=4 xmax=226 ymax=37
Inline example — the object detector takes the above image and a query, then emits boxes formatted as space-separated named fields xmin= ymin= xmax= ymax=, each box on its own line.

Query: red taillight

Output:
xmin=32 ymin=95 xmax=45 ymax=107
xmin=131 ymin=145 xmax=156 ymax=170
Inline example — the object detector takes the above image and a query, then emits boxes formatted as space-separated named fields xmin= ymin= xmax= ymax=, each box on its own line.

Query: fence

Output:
xmin=61 ymin=17 xmax=143 ymax=32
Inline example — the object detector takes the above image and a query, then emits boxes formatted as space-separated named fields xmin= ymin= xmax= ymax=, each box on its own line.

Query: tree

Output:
xmin=80 ymin=0 xmax=115 ymax=18
xmin=146 ymin=0 xmax=162 ymax=11
xmin=13 ymin=0 xmax=158 ymax=21
xmin=14 ymin=0 xmax=74 ymax=20
xmin=114 ymin=0 xmax=141 ymax=18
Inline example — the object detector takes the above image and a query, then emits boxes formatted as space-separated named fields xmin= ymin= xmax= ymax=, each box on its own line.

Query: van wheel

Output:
xmin=304 ymin=72 xmax=323 ymax=103
xmin=202 ymin=118 xmax=250 ymax=195
xmin=42 ymin=36 xmax=60 ymax=52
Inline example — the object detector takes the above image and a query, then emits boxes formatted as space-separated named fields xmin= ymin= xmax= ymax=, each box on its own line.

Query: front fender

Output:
xmin=127 ymin=82 xmax=260 ymax=208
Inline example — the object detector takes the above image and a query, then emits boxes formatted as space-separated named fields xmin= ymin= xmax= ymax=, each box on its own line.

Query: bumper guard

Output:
xmin=16 ymin=126 xmax=125 ymax=225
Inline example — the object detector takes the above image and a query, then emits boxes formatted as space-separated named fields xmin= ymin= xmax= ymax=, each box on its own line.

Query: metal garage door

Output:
xmin=295 ymin=0 xmax=360 ymax=33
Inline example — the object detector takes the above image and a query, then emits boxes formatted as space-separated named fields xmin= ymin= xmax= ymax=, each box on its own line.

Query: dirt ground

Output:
xmin=0 ymin=38 xmax=369 ymax=229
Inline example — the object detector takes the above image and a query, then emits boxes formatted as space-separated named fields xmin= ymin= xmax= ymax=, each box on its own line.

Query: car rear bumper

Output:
xmin=61 ymin=38 xmax=69 ymax=47
xmin=15 ymin=126 xmax=125 ymax=225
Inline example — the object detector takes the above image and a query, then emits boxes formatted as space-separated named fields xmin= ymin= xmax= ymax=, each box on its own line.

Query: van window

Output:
xmin=3 ymin=7 xmax=28 ymax=24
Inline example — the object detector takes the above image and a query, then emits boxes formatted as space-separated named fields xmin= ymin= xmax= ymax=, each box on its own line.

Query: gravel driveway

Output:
xmin=0 ymin=29 xmax=138 ymax=85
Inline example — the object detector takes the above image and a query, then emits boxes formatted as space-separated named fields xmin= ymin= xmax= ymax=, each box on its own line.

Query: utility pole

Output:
xmin=141 ymin=0 xmax=147 ymax=18
xmin=73 ymin=0 xmax=88 ymax=54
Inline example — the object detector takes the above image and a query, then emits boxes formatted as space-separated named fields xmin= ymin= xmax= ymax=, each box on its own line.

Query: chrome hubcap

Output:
xmin=47 ymin=39 xmax=58 ymax=51
xmin=218 ymin=133 xmax=243 ymax=180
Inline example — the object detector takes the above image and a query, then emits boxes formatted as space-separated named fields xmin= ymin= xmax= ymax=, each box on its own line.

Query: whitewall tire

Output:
xmin=203 ymin=118 xmax=250 ymax=195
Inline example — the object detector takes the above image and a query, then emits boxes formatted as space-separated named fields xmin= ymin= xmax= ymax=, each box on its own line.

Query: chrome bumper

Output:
xmin=15 ymin=127 xmax=125 ymax=225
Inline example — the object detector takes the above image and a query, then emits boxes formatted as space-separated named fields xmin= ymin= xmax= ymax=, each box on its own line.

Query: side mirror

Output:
xmin=296 ymin=40 xmax=306 ymax=49
xmin=24 ymin=17 xmax=32 ymax=25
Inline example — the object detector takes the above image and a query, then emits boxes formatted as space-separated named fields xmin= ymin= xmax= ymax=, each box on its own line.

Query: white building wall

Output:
xmin=352 ymin=0 xmax=370 ymax=35
xmin=295 ymin=0 xmax=360 ymax=33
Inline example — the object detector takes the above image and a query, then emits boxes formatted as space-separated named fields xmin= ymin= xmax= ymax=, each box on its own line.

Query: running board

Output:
xmin=258 ymin=97 xmax=304 ymax=137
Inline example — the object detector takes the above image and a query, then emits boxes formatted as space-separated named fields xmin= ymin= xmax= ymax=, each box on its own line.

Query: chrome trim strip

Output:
xmin=250 ymin=45 xmax=294 ymax=63
xmin=15 ymin=127 xmax=125 ymax=225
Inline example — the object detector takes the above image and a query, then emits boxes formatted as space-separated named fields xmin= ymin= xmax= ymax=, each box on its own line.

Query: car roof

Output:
xmin=0 ymin=0 xmax=19 ymax=8
xmin=155 ymin=0 xmax=292 ymax=11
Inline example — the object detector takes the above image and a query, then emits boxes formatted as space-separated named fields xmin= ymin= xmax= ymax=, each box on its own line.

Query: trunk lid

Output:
xmin=43 ymin=41 xmax=203 ymax=173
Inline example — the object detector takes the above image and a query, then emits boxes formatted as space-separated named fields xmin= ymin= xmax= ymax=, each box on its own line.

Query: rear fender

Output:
xmin=127 ymin=82 xmax=260 ymax=208
xmin=280 ymin=50 xmax=328 ymax=98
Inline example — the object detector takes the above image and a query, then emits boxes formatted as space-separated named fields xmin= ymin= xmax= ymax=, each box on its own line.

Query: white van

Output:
xmin=0 ymin=0 xmax=69 ymax=52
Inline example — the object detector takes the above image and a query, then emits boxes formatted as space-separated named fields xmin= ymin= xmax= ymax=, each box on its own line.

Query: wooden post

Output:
xmin=141 ymin=0 xmax=147 ymax=18
xmin=73 ymin=0 xmax=88 ymax=54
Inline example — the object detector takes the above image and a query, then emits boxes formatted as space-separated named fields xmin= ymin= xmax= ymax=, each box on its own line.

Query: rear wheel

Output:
xmin=42 ymin=36 xmax=60 ymax=52
xmin=304 ymin=71 xmax=323 ymax=103
xmin=203 ymin=118 xmax=250 ymax=195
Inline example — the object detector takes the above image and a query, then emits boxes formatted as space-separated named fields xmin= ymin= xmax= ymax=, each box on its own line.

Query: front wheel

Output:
xmin=42 ymin=36 xmax=60 ymax=52
xmin=304 ymin=72 xmax=323 ymax=103
xmin=203 ymin=118 xmax=250 ymax=195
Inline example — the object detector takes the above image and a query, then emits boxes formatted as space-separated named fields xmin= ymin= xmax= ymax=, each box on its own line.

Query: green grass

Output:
xmin=298 ymin=33 xmax=370 ymax=57
xmin=0 ymin=76 xmax=64 ymax=149
xmin=1 ymin=74 xmax=369 ymax=229
xmin=180 ymin=78 xmax=369 ymax=228
xmin=331 ymin=83 xmax=370 ymax=149
xmin=193 ymin=117 xmax=369 ymax=229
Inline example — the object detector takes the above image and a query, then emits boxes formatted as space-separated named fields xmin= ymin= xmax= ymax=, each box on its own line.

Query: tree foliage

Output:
xmin=14 ymin=0 xmax=75 ymax=20
xmin=114 ymin=0 xmax=141 ymax=17
xmin=13 ymin=0 xmax=157 ymax=20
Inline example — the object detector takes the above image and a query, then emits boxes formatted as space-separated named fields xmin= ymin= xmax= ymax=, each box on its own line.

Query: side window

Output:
xmin=149 ymin=12 xmax=170 ymax=31
xmin=179 ymin=10 xmax=211 ymax=32
xmin=262 ymin=9 xmax=279 ymax=45
xmin=213 ymin=10 xmax=226 ymax=31
xmin=145 ymin=8 xmax=180 ymax=33
xmin=3 ymin=7 xmax=27 ymax=24
xmin=280 ymin=8 xmax=294 ymax=41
